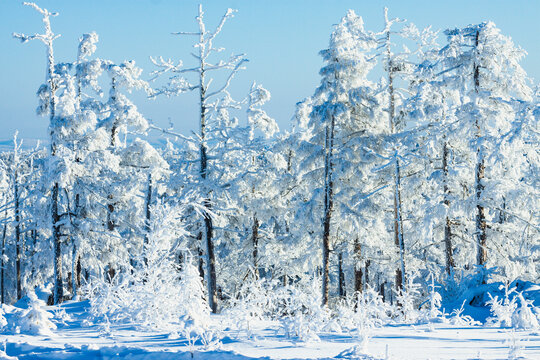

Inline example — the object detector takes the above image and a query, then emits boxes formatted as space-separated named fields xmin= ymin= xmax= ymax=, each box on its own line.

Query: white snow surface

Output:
xmin=0 ymin=300 xmax=539 ymax=359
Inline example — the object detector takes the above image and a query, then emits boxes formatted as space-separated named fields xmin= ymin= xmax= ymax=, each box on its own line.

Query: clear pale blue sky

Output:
xmin=1 ymin=0 xmax=539 ymax=141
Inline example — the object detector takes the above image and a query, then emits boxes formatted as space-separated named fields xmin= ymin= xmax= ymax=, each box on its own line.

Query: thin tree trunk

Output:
xmin=384 ymin=10 xmax=406 ymax=293
xmin=106 ymin=192 xmax=115 ymax=284
xmin=72 ymin=191 xmax=81 ymax=298
xmin=364 ymin=259 xmax=371 ymax=290
xmin=144 ymin=173 xmax=152 ymax=266
xmin=475 ymin=152 xmax=487 ymax=267
xmin=44 ymin=20 xmax=63 ymax=304
xmin=52 ymin=182 xmax=63 ymax=303
xmin=354 ymin=239 xmax=363 ymax=293
xmin=394 ymin=157 xmax=406 ymax=291
xmin=1 ymin=206 xmax=7 ymax=304
xmin=71 ymin=242 xmax=76 ymax=299
xmin=199 ymin=63 xmax=218 ymax=313
xmin=106 ymin=194 xmax=114 ymax=232
xmin=473 ymin=30 xmax=487 ymax=276
xmin=252 ymin=215 xmax=259 ymax=280
xmin=338 ymin=252 xmax=345 ymax=298
xmin=14 ymin=171 xmax=22 ymax=300
xmin=204 ymin=210 xmax=217 ymax=312
xmin=197 ymin=239 xmax=204 ymax=280
xmin=76 ymin=255 xmax=81 ymax=289
xmin=442 ymin=141 xmax=455 ymax=275
xmin=322 ymin=115 xmax=335 ymax=307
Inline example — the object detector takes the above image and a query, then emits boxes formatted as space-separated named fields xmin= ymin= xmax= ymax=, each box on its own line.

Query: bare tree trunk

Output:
xmin=384 ymin=10 xmax=406 ymax=293
xmin=379 ymin=281 xmax=386 ymax=302
xmin=199 ymin=64 xmax=218 ymax=313
xmin=76 ymin=255 xmax=81 ymax=289
xmin=364 ymin=259 xmax=371 ymax=290
xmin=72 ymin=191 xmax=81 ymax=298
xmin=106 ymin=194 xmax=114 ymax=232
xmin=354 ymin=239 xmax=363 ymax=293
xmin=472 ymin=30 xmax=487 ymax=278
xmin=70 ymin=244 xmax=76 ymax=299
xmin=322 ymin=183 xmax=332 ymax=305
xmin=14 ymin=171 xmax=22 ymax=300
xmin=252 ymin=215 xmax=259 ymax=280
xmin=143 ymin=174 xmax=152 ymax=266
xmin=52 ymin=183 xmax=63 ymax=304
xmin=322 ymin=116 xmax=335 ymax=306
xmin=204 ymin=209 xmax=217 ymax=312
xmin=102 ymin=77 xmax=119 ymax=281
xmin=394 ymin=157 xmax=406 ymax=292
xmin=197 ymin=238 xmax=204 ymax=280
xmin=338 ymin=252 xmax=345 ymax=298
xmin=475 ymin=152 xmax=487 ymax=267
xmin=1 ymin=207 xmax=7 ymax=304
xmin=442 ymin=142 xmax=455 ymax=275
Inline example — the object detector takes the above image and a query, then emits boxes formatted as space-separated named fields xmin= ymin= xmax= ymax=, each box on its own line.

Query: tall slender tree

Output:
xmin=151 ymin=5 xmax=247 ymax=313
xmin=14 ymin=2 xmax=64 ymax=303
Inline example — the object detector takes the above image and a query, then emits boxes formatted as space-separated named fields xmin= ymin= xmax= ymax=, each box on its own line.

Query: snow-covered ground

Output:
xmin=1 ymin=300 xmax=539 ymax=360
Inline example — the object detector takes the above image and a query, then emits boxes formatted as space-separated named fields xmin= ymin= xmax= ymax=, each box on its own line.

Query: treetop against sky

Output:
xmin=1 ymin=0 xmax=539 ymax=141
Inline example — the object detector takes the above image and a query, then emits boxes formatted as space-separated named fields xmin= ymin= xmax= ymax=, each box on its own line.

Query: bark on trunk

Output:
xmin=76 ymin=255 xmax=81 ymax=289
xmin=354 ymin=239 xmax=363 ymax=293
xmin=364 ymin=259 xmax=371 ymax=289
xmin=322 ymin=116 xmax=335 ymax=307
xmin=72 ymin=191 xmax=81 ymax=298
xmin=1 ymin=206 xmax=7 ymax=304
xmin=338 ymin=252 xmax=345 ymax=298
xmin=442 ymin=142 xmax=455 ymax=275
xmin=475 ymin=153 xmax=487 ymax=267
xmin=473 ymin=29 xmax=488 ymax=275
xmin=252 ymin=215 xmax=259 ymax=280
xmin=70 ymin=243 xmax=76 ymax=299
xmin=394 ymin=158 xmax=406 ymax=292
xmin=204 ymin=209 xmax=217 ymax=312
xmin=197 ymin=239 xmax=204 ymax=280
xmin=384 ymin=10 xmax=406 ymax=293
xmin=14 ymin=172 xmax=22 ymax=300
xmin=107 ymin=195 xmax=114 ymax=232
xmin=144 ymin=174 xmax=152 ymax=266
xmin=199 ymin=63 xmax=218 ymax=314
xmin=52 ymin=182 xmax=63 ymax=304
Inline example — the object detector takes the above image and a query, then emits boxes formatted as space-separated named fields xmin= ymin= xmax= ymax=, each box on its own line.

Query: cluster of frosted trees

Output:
xmin=1 ymin=3 xmax=538 ymax=315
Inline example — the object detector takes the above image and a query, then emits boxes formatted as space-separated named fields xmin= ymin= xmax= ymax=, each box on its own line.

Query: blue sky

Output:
xmin=1 ymin=0 xmax=539 ymax=141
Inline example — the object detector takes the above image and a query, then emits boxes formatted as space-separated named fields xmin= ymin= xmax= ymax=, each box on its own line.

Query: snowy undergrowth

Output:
xmin=486 ymin=282 xmax=540 ymax=330
xmin=5 ymin=290 xmax=56 ymax=336
xmin=82 ymin=200 xmax=216 ymax=349
xmin=336 ymin=286 xmax=390 ymax=333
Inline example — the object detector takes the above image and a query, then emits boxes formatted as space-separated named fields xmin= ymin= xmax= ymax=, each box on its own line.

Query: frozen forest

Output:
xmin=0 ymin=2 xmax=539 ymax=359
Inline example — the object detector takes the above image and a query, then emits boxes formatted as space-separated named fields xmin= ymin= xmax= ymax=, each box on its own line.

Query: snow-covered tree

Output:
xmin=14 ymin=2 xmax=65 ymax=304
xmin=294 ymin=10 xmax=384 ymax=305
xmin=151 ymin=5 xmax=248 ymax=313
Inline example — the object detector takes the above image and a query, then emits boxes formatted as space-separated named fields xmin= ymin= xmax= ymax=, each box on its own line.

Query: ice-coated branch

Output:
xmin=13 ymin=2 xmax=60 ymax=45
xmin=149 ymin=56 xmax=185 ymax=79
xmin=380 ymin=7 xmax=404 ymax=37
xmin=22 ymin=2 xmax=56 ymax=17
xmin=148 ymin=124 xmax=197 ymax=144
xmin=207 ymin=8 xmax=236 ymax=44
xmin=206 ymin=58 xmax=248 ymax=99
